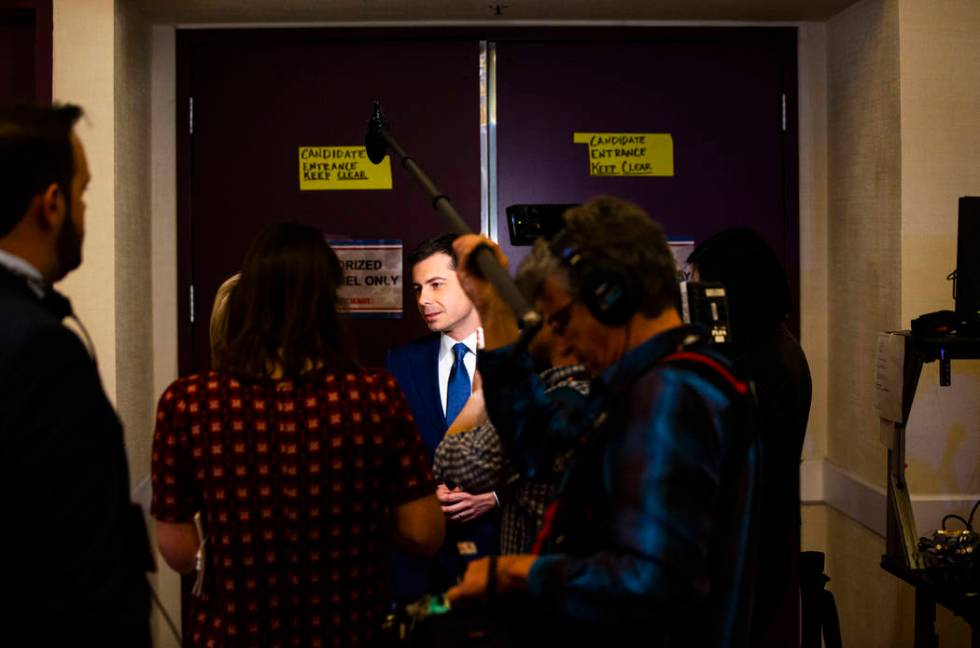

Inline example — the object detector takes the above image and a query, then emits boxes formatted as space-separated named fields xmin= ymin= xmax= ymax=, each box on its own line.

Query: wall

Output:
xmin=826 ymin=0 xmax=902 ymax=488
xmin=114 ymin=0 xmax=154 ymax=503
xmin=899 ymin=0 xmax=980 ymax=502
xmin=116 ymin=3 xmax=177 ymax=645
xmin=797 ymin=21 xmax=829 ymax=468
xmin=150 ymin=23 xmax=182 ymax=648
xmin=52 ymin=0 xmax=117 ymax=399
xmin=803 ymin=0 xmax=979 ymax=645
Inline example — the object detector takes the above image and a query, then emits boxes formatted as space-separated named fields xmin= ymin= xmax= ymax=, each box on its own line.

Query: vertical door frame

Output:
xmin=0 ymin=0 xmax=52 ymax=103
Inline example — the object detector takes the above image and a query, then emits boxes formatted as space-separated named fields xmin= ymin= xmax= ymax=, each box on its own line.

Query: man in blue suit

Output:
xmin=386 ymin=233 xmax=498 ymax=600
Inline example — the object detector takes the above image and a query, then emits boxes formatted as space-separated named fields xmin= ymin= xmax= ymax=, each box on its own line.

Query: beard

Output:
xmin=54 ymin=203 xmax=83 ymax=281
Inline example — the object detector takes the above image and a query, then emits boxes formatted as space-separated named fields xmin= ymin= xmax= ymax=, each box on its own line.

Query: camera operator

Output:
xmin=688 ymin=228 xmax=812 ymax=647
xmin=445 ymin=197 xmax=760 ymax=648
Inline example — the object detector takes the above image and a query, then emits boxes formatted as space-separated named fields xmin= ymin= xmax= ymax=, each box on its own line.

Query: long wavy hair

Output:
xmin=219 ymin=223 xmax=354 ymax=379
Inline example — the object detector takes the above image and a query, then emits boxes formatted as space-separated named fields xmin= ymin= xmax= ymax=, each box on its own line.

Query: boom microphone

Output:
xmin=363 ymin=102 xmax=541 ymax=333
xmin=365 ymin=102 xmax=389 ymax=164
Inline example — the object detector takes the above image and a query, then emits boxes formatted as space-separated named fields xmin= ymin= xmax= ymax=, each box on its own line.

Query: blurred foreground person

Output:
xmin=151 ymin=223 xmax=444 ymax=647
xmin=446 ymin=197 xmax=760 ymax=648
xmin=689 ymin=228 xmax=812 ymax=647
xmin=0 ymin=103 xmax=152 ymax=645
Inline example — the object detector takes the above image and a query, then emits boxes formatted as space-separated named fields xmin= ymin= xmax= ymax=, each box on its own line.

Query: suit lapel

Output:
xmin=425 ymin=334 xmax=447 ymax=432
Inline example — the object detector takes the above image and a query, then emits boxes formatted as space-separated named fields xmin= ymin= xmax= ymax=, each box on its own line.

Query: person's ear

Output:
xmin=37 ymin=182 xmax=66 ymax=231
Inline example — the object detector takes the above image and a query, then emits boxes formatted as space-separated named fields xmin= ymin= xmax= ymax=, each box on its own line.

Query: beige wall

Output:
xmin=115 ymin=4 xmax=177 ymax=644
xmin=115 ymin=0 xmax=155 ymax=498
xmin=149 ymin=24 xmax=182 ymax=648
xmin=826 ymin=0 xmax=902 ymax=489
xmin=797 ymin=22 xmax=829 ymax=464
xmin=898 ymin=0 xmax=980 ymax=498
xmin=53 ymin=0 xmax=117 ymax=399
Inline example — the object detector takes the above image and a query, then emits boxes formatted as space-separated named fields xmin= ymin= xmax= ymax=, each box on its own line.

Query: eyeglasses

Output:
xmin=545 ymin=301 xmax=574 ymax=336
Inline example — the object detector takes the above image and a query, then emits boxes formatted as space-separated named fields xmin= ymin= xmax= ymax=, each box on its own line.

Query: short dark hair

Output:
xmin=0 ymin=103 xmax=83 ymax=238
xmin=219 ymin=223 xmax=355 ymax=379
xmin=687 ymin=227 xmax=791 ymax=340
xmin=407 ymin=233 xmax=457 ymax=269
xmin=551 ymin=196 xmax=679 ymax=318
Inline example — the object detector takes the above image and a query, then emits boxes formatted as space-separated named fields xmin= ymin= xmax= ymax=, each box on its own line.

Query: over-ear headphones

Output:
xmin=550 ymin=234 xmax=638 ymax=326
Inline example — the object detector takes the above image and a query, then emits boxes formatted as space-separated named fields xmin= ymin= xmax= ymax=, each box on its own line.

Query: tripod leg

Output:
xmin=820 ymin=590 xmax=843 ymax=648
xmin=913 ymin=588 xmax=938 ymax=648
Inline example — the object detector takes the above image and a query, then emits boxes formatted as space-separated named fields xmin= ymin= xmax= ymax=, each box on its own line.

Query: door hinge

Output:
xmin=189 ymin=97 xmax=194 ymax=135
xmin=781 ymin=93 xmax=787 ymax=132
xmin=189 ymin=284 xmax=195 ymax=324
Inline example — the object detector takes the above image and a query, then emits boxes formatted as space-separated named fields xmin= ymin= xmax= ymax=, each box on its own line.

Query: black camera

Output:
xmin=680 ymin=280 xmax=732 ymax=345
xmin=506 ymin=204 xmax=577 ymax=246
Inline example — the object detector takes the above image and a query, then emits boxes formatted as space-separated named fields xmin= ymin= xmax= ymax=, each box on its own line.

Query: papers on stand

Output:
xmin=875 ymin=332 xmax=906 ymax=424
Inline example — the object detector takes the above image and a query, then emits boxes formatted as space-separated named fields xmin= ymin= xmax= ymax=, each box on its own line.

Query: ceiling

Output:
xmin=133 ymin=0 xmax=863 ymax=25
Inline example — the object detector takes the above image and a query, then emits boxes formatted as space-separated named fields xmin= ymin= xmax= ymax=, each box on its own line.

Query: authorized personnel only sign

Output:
xmin=331 ymin=239 xmax=402 ymax=317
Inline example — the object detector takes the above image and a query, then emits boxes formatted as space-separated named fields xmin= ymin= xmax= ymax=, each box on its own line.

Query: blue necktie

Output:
xmin=445 ymin=342 xmax=471 ymax=426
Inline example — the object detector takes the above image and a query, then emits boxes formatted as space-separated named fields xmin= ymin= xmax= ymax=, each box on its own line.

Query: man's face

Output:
xmin=537 ymin=275 xmax=622 ymax=376
xmin=412 ymin=252 xmax=478 ymax=338
xmin=53 ymin=132 xmax=88 ymax=280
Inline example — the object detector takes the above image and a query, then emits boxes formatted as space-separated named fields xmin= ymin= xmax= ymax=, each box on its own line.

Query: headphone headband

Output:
xmin=549 ymin=233 xmax=637 ymax=326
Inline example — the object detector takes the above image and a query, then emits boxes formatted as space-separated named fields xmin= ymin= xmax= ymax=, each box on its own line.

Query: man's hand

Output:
xmin=436 ymin=484 xmax=497 ymax=523
xmin=452 ymin=234 xmax=509 ymax=311
xmin=452 ymin=234 xmax=520 ymax=350
xmin=445 ymin=554 xmax=537 ymax=603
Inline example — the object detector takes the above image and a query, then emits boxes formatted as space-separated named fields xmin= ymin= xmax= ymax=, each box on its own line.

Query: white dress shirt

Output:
xmin=437 ymin=328 xmax=481 ymax=416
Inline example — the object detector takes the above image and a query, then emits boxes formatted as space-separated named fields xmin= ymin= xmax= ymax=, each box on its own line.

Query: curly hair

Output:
xmin=546 ymin=196 xmax=679 ymax=318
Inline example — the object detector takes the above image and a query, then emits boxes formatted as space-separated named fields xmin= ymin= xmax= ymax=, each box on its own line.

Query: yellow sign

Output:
xmin=572 ymin=132 xmax=674 ymax=177
xmin=299 ymin=146 xmax=392 ymax=190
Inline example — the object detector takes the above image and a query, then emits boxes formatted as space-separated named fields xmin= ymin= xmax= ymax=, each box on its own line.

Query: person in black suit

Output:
xmin=0 ymin=104 xmax=152 ymax=646
xmin=386 ymin=233 xmax=498 ymax=600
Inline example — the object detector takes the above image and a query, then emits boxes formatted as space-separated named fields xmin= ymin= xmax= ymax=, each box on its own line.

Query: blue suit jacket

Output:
xmin=386 ymin=333 xmax=498 ymax=600
xmin=386 ymin=333 xmax=445 ymax=459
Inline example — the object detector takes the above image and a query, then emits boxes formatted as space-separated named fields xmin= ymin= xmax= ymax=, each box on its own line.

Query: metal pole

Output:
xmin=370 ymin=106 xmax=541 ymax=332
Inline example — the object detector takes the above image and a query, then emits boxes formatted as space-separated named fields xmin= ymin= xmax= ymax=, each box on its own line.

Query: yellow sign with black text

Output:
xmin=573 ymin=132 xmax=674 ymax=177
xmin=299 ymin=146 xmax=392 ymax=190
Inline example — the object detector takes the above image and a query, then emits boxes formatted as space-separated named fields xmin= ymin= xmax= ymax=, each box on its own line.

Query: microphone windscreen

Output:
xmin=365 ymin=103 xmax=388 ymax=164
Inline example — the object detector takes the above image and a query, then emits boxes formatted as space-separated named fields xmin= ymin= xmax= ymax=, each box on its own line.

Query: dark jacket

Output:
xmin=480 ymin=325 xmax=760 ymax=647
xmin=0 ymin=266 xmax=151 ymax=646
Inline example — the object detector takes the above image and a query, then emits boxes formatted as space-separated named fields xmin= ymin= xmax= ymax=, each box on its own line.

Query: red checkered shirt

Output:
xmin=151 ymin=369 xmax=435 ymax=648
